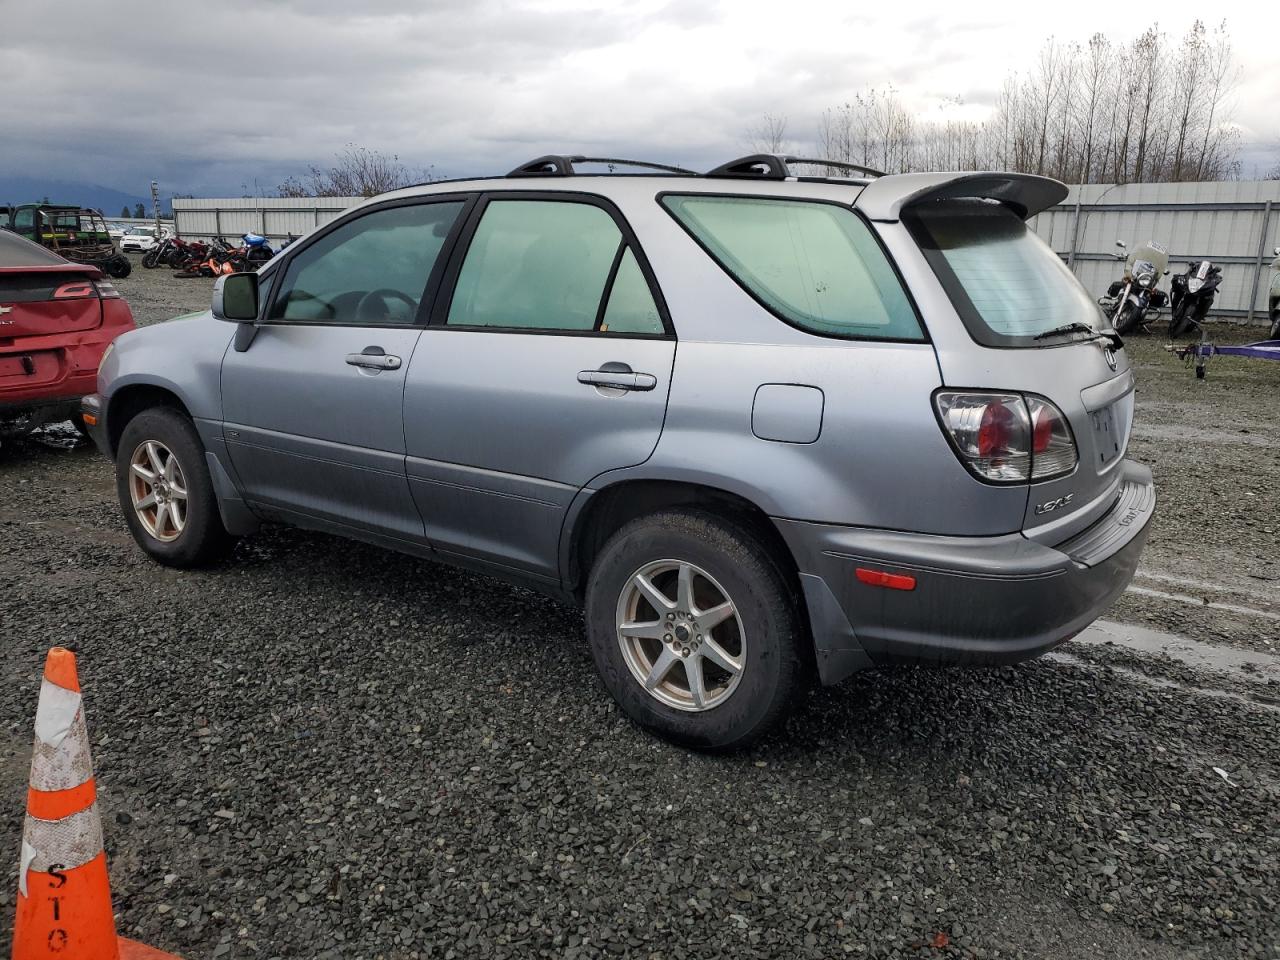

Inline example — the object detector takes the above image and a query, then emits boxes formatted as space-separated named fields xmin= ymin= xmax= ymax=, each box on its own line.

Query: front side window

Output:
xmin=270 ymin=201 xmax=464 ymax=325
xmin=446 ymin=199 xmax=664 ymax=335
xmin=662 ymin=195 xmax=922 ymax=341
xmin=906 ymin=199 xmax=1102 ymax=346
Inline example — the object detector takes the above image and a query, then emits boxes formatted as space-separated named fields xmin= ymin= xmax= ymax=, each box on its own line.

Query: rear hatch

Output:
xmin=0 ymin=271 xmax=104 ymax=339
xmin=1 ymin=232 xmax=105 ymax=394
xmin=864 ymin=177 xmax=1134 ymax=543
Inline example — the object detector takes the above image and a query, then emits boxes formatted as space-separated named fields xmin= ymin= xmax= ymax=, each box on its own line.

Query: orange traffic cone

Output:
xmin=12 ymin=648 xmax=181 ymax=960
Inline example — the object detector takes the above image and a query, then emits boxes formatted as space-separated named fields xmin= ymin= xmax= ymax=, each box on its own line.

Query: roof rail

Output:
xmin=507 ymin=155 xmax=697 ymax=177
xmin=784 ymin=157 xmax=886 ymax=178
xmin=705 ymin=154 xmax=886 ymax=180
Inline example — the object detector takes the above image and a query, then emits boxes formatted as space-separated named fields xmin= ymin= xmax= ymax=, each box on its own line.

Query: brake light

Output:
xmin=53 ymin=281 xmax=94 ymax=299
xmin=93 ymin=280 xmax=121 ymax=299
xmin=1027 ymin=397 xmax=1077 ymax=479
xmin=935 ymin=392 xmax=1076 ymax=483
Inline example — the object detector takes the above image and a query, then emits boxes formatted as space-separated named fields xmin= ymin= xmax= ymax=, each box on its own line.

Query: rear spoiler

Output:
xmin=853 ymin=172 xmax=1068 ymax=222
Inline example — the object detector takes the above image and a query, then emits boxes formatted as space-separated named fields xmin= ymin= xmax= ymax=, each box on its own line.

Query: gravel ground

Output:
xmin=0 ymin=264 xmax=1277 ymax=958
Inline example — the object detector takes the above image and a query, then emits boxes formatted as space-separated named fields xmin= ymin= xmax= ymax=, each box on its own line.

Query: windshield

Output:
xmin=906 ymin=199 xmax=1102 ymax=346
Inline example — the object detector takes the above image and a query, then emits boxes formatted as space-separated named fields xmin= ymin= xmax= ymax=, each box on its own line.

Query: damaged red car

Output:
xmin=0 ymin=229 xmax=135 ymax=439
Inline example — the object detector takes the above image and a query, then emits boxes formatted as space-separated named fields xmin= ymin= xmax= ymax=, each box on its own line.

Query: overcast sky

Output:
xmin=3 ymin=0 xmax=1277 ymax=197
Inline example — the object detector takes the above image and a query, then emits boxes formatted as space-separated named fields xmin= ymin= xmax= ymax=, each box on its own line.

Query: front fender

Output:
xmin=100 ymin=312 xmax=233 ymax=423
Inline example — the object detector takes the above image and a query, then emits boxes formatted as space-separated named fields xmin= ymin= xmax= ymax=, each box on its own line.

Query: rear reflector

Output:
xmin=81 ymin=413 xmax=98 ymax=426
xmin=855 ymin=567 xmax=917 ymax=591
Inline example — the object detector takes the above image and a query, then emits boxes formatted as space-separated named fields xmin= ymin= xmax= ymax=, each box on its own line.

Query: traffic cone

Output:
xmin=12 ymin=648 xmax=180 ymax=960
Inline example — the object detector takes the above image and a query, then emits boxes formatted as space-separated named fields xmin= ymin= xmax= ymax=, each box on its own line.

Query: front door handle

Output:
xmin=346 ymin=347 xmax=401 ymax=371
xmin=577 ymin=363 xmax=657 ymax=392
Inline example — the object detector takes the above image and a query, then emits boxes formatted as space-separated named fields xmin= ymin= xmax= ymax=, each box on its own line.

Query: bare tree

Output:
xmin=278 ymin=144 xmax=435 ymax=198
xmin=745 ymin=114 xmax=790 ymax=154
xmin=749 ymin=22 xmax=1243 ymax=184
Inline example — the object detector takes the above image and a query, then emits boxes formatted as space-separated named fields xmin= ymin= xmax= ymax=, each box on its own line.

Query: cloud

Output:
xmin=1 ymin=0 xmax=1276 ymax=195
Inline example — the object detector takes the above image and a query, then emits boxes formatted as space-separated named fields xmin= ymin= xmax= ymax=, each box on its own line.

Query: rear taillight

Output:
xmin=1026 ymin=397 xmax=1077 ymax=480
xmin=52 ymin=281 xmax=95 ymax=299
xmin=935 ymin=391 xmax=1077 ymax=484
xmin=93 ymin=280 xmax=120 ymax=299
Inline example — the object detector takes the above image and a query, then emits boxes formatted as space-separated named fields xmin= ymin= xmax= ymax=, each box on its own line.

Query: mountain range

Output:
xmin=0 ymin=176 xmax=166 ymax=216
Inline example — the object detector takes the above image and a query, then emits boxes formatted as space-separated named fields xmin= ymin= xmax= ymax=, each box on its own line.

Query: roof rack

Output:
xmin=507 ymin=155 xmax=697 ymax=177
xmin=704 ymin=154 xmax=886 ymax=180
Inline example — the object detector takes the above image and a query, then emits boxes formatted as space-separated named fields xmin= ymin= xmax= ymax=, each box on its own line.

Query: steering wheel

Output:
xmin=355 ymin=288 xmax=418 ymax=323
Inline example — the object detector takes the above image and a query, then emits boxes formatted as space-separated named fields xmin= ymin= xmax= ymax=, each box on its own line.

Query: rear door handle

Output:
xmin=346 ymin=347 xmax=401 ymax=371
xmin=577 ymin=365 xmax=657 ymax=392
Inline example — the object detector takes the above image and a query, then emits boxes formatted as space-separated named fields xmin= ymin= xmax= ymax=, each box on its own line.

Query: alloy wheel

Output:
xmin=128 ymin=440 xmax=188 ymax=542
xmin=615 ymin=559 xmax=746 ymax=712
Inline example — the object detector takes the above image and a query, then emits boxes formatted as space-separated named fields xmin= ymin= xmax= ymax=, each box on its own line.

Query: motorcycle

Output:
xmin=1099 ymin=239 xmax=1168 ymax=335
xmin=1269 ymin=246 xmax=1280 ymax=341
xmin=1169 ymin=259 xmax=1223 ymax=338
xmin=241 ymin=232 xmax=276 ymax=269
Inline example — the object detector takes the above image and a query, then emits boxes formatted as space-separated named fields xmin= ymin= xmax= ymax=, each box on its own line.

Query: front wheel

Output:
xmin=1113 ymin=301 xmax=1139 ymax=335
xmin=115 ymin=407 xmax=232 ymax=567
xmin=142 ymin=249 xmax=160 ymax=268
xmin=1269 ymin=310 xmax=1280 ymax=341
xmin=585 ymin=510 xmax=801 ymax=750
xmin=1169 ymin=300 xmax=1193 ymax=339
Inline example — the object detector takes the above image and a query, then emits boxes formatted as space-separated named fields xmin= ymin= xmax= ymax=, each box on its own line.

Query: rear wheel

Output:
xmin=106 ymin=255 xmax=131 ymax=279
xmin=116 ymin=407 xmax=231 ymax=567
xmin=584 ymin=510 xmax=801 ymax=750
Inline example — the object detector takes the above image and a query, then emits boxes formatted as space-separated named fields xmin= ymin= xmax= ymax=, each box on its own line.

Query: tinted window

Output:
xmin=447 ymin=200 xmax=621 ymax=331
xmin=907 ymin=200 xmax=1101 ymax=345
xmin=271 ymin=201 xmax=463 ymax=325
xmin=600 ymin=248 xmax=663 ymax=334
xmin=663 ymin=195 xmax=921 ymax=340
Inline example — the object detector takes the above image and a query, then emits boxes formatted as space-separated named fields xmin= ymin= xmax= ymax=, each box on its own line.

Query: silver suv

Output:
xmin=85 ymin=154 xmax=1155 ymax=749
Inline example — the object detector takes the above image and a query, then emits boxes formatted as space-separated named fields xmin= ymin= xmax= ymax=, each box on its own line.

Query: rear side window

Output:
xmin=446 ymin=199 xmax=665 ymax=335
xmin=906 ymin=200 xmax=1101 ymax=346
xmin=662 ymin=195 xmax=922 ymax=341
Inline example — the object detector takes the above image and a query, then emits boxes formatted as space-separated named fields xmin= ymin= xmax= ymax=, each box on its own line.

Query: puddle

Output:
xmin=1047 ymin=650 xmax=1280 ymax=715
xmin=1130 ymin=422 xmax=1277 ymax=447
xmin=1072 ymin=619 xmax=1280 ymax=684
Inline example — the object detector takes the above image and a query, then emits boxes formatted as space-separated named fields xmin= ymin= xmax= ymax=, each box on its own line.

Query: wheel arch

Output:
xmin=562 ymin=478 xmax=801 ymax=604
xmin=105 ymin=383 xmax=193 ymax=458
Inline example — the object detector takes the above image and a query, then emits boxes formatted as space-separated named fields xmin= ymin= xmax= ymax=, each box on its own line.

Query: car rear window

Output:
xmin=0 ymin=229 xmax=67 ymax=267
xmin=905 ymin=199 xmax=1102 ymax=346
xmin=661 ymin=195 xmax=923 ymax=341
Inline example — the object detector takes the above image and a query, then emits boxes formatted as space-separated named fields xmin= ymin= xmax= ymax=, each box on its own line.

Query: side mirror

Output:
xmin=212 ymin=272 xmax=259 ymax=322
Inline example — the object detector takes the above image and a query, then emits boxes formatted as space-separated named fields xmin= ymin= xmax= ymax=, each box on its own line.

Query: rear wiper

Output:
xmin=1034 ymin=322 xmax=1125 ymax=350
xmin=1034 ymin=322 xmax=1096 ymax=341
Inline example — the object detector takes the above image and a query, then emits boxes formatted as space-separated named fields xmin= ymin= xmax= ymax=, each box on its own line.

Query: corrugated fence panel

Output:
xmin=1029 ymin=180 xmax=1280 ymax=322
xmin=172 ymin=197 xmax=362 ymax=244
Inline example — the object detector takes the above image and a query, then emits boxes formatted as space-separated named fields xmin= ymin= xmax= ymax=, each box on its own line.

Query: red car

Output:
xmin=1 ymin=229 xmax=135 ymax=438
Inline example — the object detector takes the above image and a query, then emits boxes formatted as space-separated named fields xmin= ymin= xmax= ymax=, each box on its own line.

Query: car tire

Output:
xmin=116 ymin=407 xmax=231 ymax=567
xmin=584 ymin=510 xmax=801 ymax=751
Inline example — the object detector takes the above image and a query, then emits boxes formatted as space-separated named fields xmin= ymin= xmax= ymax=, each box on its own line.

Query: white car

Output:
xmin=119 ymin=226 xmax=162 ymax=252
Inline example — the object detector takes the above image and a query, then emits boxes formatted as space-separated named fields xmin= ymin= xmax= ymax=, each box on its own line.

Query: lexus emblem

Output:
xmin=1102 ymin=346 xmax=1118 ymax=371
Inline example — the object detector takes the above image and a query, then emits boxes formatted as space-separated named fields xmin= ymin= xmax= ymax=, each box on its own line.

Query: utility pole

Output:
xmin=151 ymin=180 xmax=161 ymax=236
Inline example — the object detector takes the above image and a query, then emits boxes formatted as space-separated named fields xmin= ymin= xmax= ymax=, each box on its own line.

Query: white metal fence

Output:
xmin=172 ymin=197 xmax=360 ymax=244
xmin=1031 ymin=180 xmax=1280 ymax=323
xmin=176 ymin=180 xmax=1280 ymax=325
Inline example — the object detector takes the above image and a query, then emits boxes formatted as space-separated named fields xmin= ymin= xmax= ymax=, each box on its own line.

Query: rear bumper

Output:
xmin=777 ymin=460 xmax=1155 ymax=684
